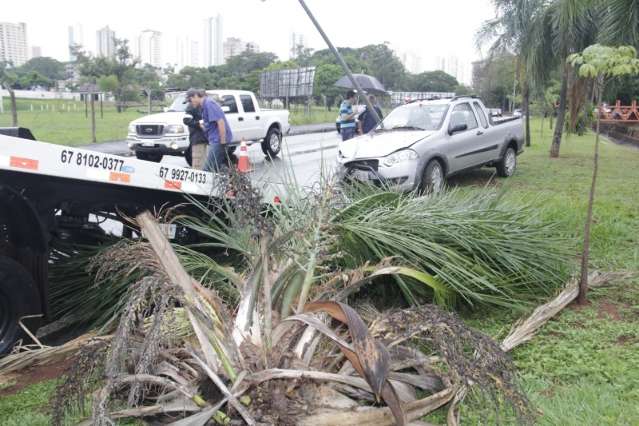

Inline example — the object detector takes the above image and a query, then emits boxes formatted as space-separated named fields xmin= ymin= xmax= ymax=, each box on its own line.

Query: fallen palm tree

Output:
xmin=42 ymin=174 xmax=573 ymax=424
xmin=47 ymin=210 xmax=531 ymax=425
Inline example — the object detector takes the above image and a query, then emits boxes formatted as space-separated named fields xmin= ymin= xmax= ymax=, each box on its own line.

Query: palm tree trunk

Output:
xmin=523 ymin=82 xmax=531 ymax=147
xmin=550 ymin=62 xmax=569 ymax=158
xmin=578 ymin=84 xmax=602 ymax=304
xmin=9 ymin=88 xmax=18 ymax=127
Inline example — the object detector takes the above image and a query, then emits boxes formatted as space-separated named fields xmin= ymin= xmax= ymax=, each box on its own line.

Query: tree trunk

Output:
xmin=147 ymin=91 xmax=152 ymax=114
xmin=9 ymin=88 xmax=17 ymax=127
xmin=90 ymin=93 xmax=96 ymax=143
xmin=578 ymin=86 xmax=602 ymax=304
xmin=523 ymin=82 xmax=531 ymax=147
xmin=550 ymin=62 xmax=569 ymax=158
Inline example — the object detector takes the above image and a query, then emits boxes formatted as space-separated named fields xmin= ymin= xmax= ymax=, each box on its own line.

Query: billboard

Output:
xmin=260 ymin=67 xmax=316 ymax=99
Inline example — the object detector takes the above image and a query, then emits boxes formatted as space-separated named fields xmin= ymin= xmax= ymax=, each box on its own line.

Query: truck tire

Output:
xmin=0 ymin=256 xmax=42 ymax=354
xmin=135 ymin=151 xmax=163 ymax=162
xmin=226 ymin=146 xmax=237 ymax=156
xmin=261 ymin=127 xmax=282 ymax=158
xmin=420 ymin=159 xmax=445 ymax=194
xmin=496 ymin=146 xmax=517 ymax=177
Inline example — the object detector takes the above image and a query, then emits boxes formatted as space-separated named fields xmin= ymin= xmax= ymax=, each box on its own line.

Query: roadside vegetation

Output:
xmin=1 ymin=118 xmax=637 ymax=424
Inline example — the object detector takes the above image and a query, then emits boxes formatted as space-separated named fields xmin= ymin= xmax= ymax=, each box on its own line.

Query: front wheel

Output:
xmin=420 ymin=159 xmax=445 ymax=194
xmin=0 ymin=256 xmax=42 ymax=354
xmin=135 ymin=151 xmax=163 ymax=162
xmin=496 ymin=146 xmax=517 ymax=177
xmin=261 ymin=127 xmax=282 ymax=158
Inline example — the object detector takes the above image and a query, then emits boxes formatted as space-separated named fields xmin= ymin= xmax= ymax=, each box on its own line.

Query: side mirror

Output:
xmin=182 ymin=114 xmax=194 ymax=126
xmin=449 ymin=123 xmax=468 ymax=135
xmin=221 ymin=105 xmax=231 ymax=113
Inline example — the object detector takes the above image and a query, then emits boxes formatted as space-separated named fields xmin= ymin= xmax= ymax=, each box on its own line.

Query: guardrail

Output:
xmin=599 ymin=100 xmax=639 ymax=122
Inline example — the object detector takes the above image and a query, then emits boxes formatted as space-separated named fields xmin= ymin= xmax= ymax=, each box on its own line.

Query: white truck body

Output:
xmin=127 ymin=90 xmax=290 ymax=161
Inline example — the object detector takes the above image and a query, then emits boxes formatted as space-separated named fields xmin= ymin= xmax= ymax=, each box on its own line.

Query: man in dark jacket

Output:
xmin=358 ymin=95 xmax=383 ymax=134
xmin=183 ymin=102 xmax=207 ymax=168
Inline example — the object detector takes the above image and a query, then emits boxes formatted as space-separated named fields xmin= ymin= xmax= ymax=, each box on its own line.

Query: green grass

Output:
xmin=0 ymin=98 xmax=145 ymax=146
xmin=0 ymin=379 xmax=58 ymax=426
xmin=0 ymin=98 xmax=337 ymax=146
xmin=288 ymin=104 xmax=337 ymax=126
xmin=425 ymin=117 xmax=639 ymax=424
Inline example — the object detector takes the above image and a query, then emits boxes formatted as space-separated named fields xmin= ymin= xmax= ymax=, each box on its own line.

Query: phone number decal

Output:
xmin=159 ymin=166 xmax=207 ymax=184
xmin=59 ymin=150 xmax=124 ymax=171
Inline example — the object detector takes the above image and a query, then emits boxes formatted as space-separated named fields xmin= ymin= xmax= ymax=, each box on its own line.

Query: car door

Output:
xmin=446 ymin=102 xmax=482 ymax=171
xmin=219 ymin=94 xmax=243 ymax=143
xmin=471 ymin=101 xmax=501 ymax=164
xmin=239 ymin=94 xmax=262 ymax=141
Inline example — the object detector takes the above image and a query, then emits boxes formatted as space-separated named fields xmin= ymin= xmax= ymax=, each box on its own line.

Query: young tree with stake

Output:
xmin=568 ymin=44 xmax=639 ymax=304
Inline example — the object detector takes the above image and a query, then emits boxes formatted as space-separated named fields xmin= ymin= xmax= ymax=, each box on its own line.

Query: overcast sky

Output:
xmin=4 ymin=0 xmax=497 ymax=83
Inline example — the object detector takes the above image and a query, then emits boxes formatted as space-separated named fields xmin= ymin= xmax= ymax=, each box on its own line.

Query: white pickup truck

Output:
xmin=127 ymin=90 xmax=290 ymax=162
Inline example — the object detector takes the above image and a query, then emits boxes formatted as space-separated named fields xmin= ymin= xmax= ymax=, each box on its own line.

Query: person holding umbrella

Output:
xmin=358 ymin=94 xmax=383 ymax=134
xmin=339 ymin=90 xmax=359 ymax=141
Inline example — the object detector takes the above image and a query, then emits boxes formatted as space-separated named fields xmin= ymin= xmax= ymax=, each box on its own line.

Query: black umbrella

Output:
xmin=334 ymin=73 xmax=386 ymax=95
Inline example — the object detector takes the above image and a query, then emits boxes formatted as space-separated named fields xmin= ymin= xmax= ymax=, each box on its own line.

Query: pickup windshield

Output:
xmin=168 ymin=94 xmax=188 ymax=112
xmin=379 ymin=104 xmax=449 ymax=131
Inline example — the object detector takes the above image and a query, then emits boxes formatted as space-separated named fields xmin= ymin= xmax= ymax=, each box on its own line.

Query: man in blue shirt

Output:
xmin=339 ymin=90 xmax=359 ymax=141
xmin=185 ymin=88 xmax=233 ymax=172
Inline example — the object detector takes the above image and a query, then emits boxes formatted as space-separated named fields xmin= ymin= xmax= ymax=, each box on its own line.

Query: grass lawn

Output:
xmin=0 ymin=118 xmax=637 ymax=424
xmin=0 ymin=98 xmax=337 ymax=146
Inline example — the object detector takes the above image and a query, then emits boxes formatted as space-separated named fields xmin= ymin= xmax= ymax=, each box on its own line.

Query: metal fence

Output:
xmin=260 ymin=67 xmax=316 ymax=99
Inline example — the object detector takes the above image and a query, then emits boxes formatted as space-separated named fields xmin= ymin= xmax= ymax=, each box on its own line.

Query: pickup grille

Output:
xmin=345 ymin=159 xmax=379 ymax=172
xmin=136 ymin=124 xmax=164 ymax=137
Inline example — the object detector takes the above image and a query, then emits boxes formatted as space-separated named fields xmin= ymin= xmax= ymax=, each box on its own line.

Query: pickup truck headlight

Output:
xmin=128 ymin=124 xmax=136 ymax=134
xmin=382 ymin=149 xmax=419 ymax=167
xmin=165 ymin=124 xmax=186 ymax=135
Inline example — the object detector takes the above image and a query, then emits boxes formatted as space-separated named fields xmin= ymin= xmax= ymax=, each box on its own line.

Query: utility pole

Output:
xmin=297 ymin=0 xmax=382 ymax=125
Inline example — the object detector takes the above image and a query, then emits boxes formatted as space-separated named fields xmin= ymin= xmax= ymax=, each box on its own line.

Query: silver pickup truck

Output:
xmin=337 ymin=96 xmax=524 ymax=192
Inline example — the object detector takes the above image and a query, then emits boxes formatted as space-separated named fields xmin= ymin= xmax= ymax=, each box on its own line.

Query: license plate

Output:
xmin=352 ymin=170 xmax=371 ymax=181
xmin=142 ymin=141 xmax=155 ymax=147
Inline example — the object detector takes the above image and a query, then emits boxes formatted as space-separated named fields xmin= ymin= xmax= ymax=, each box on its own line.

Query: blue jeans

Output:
xmin=341 ymin=126 xmax=357 ymax=141
xmin=203 ymin=143 xmax=229 ymax=172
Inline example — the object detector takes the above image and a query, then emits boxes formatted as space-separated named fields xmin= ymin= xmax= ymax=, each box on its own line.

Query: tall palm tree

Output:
xmin=477 ymin=0 xmax=546 ymax=147
xmin=527 ymin=0 xmax=596 ymax=157
xmin=599 ymin=0 xmax=639 ymax=48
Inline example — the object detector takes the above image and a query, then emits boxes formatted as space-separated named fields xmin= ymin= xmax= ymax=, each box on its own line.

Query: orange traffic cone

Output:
xmin=237 ymin=139 xmax=251 ymax=173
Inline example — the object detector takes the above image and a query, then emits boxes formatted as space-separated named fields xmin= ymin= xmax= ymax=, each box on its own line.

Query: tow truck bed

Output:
xmin=0 ymin=130 xmax=221 ymax=353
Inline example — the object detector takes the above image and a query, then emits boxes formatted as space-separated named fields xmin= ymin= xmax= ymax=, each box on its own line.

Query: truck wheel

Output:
xmin=261 ymin=127 xmax=282 ymax=158
xmin=420 ymin=159 xmax=445 ymax=194
xmin=496 ymin=146 xmax=517 ymax=177
xmin=0 ymin=256 xmax=42 ymax=354
xmin=135 ymin=151 xmax=163 ymax=162
xmin=227 ymin=146 xmax=237 ymax=156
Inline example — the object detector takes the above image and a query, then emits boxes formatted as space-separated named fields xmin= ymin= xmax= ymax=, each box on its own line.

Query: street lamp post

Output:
xmin=297 ymin=0 xmax=382 ymax=125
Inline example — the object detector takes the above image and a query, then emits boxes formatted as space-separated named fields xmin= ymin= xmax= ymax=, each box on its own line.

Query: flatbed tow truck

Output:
xmin=0 ymin=128 xmax=220 ymax=353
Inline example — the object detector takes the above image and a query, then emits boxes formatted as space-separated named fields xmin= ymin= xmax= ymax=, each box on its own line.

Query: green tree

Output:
xmin=313 ymin=63 xmax=342 ymax=110
xmin=472 ymin=54 xmax=516 ymax=110
xmin=18 ymin=57 xmax=65 ymax=82
xmin=408 ymin=70 xmax=459 ymax=92
xmin=478 ymin=0 xmax=546 ymax=146
xmin=599 ymin=0 xmax=639 ymax=47
xmin=0 ymin=61 xmax=19 ymax=126
xmin=529 ymin=0 xmax=597 ymax=157
xmin=17 ymin=70 xmax=51 ymax=90
xmin=569 ymin=44 xmax=639 ymax=303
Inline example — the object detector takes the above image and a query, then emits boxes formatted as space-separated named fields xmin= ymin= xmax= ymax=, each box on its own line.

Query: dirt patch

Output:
xmin=0 ymin=355 xmax=75 ymax=397
xmin=616 ymin=334 xmax=637 ymax=346
xmin=597 ymin=301 xmax=623 ymax=321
